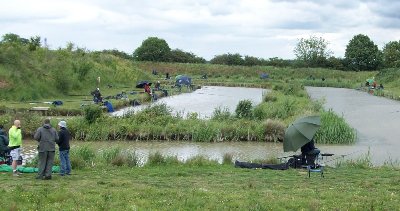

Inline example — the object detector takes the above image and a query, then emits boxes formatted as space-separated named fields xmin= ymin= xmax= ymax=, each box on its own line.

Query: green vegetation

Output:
xmin=374 ymin=68 xmax=400 ymax=100
xmin=0 ymin=41 xmax=148 ymax=101
xmin=0 ymin=82 xmax=356 ymax=145
xmin=382 ymin=40 xmax=400 ymax=68
xmin=314 ymin=110 xmax=356 ymax=144
xmin=345 ymin=34 xmax=382 ymax=71
xmin=133 ymin=37 xmax=206 ymax=63
xmin=0 ymin=32 xmax=396 ymax=145
xmin=1 ymin=33 xmax=399 ymax=210
xmin=294 ymin=35 xmax=332 ymax=68
xmin=1 ymin=145 xmax=399 ymax=210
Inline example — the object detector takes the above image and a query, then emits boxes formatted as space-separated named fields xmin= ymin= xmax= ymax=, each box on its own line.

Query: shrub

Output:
xmin=263 ymin=91 xmax=278 ymax=102
xmin=263 ymin=119 xmax=285 ymax=142
xmin=235 ymin=100 xmax=253 ymax=119
xmin=211 ymin=106 xmax=232 ymax=121
xmin=135 ymin=103 xmax=172 ymax=123
xmin=84 ymin=105 xmax=103 ymax=124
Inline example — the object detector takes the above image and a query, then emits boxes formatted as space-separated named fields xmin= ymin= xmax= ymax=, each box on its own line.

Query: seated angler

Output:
xmin=301 ymin=139 xmax=320 ymax=167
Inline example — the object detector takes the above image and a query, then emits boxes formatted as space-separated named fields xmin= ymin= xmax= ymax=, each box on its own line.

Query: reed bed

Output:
xmin=314 ymin=110 xmax=356 ymax=144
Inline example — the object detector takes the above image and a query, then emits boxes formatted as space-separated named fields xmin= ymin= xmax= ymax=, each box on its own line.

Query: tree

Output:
xmin=326 ymin=56 xmax=345 ymax=70
xmin=265 ymin=57 xmax=292 ymax=67
xmin=28 ymin=36 xmax=41 ymax=51
xmin=133 ymin=37 xmax=171 ymax=62
xmin=344 ymin=34 xmax=382 ymax=71
xmin=1 ymin=33 xmax=22 ymax=43
xmin=382 ymin=41 xmax=400 ymax=68
xmin=101 ymin=49 xmax=132 ymax=60
xmin=243 ymin=55 xmax=263 ymax=66
xmin=210 ymin=53 xmax=244 ymax=65
xmin=294 ymin=36 xmax=332 ymax=67
xmin=169 ymin=49 xmax=206 ymax=63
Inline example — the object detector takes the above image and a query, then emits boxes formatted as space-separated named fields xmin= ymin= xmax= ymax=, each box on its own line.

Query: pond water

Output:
xmin=111 ymin=86 xmax=267 ymax=118
xmin=21 ymin=140 xmax=359 ymax=166
xmin=306 ymin=86 xmax=400 ymax=165
xmin=20 ymin=86 xmax=400 ymax=166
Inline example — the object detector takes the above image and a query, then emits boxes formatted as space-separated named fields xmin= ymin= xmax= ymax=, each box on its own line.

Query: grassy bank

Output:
xmin=0 ymin=81 xmax=356 ymax=144
xmin=1 ymin=159 xmax=398 ymax=210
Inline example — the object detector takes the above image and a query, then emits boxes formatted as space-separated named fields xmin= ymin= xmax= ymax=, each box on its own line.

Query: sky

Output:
xmin=1 ymin=0 xmax=399 ymax=60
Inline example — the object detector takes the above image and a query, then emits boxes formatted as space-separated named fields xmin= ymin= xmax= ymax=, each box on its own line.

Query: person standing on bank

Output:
xmin=34 ymin=119 xmax=58 ymax=180
xmin=56 ymin=120 xmax=71 ymax=176
xmin=8 ymin=120 xmax=22 ymax=177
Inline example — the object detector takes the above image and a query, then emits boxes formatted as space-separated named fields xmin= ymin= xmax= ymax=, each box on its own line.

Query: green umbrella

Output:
xmin=366 ymin=78 xmax=374 ymax=84
xmin=283 ymin=115 xmax=321 ymax=152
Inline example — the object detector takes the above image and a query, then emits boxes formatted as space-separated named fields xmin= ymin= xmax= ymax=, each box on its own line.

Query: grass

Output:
xmin=314 ymin=110 xmax=356 ymax=144
xmin=1 ymin=161 xmax=399 ymax=210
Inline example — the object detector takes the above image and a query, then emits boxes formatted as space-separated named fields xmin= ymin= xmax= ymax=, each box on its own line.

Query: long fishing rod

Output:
xmin=322 ymin=149 xmax=365 ymax=164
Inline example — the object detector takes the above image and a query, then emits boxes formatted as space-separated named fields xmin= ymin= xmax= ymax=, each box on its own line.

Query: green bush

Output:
xmin=211 ymin=107 xmax=232 ymax=121
xmin=263 ymin=91 xmax=278 ymax=102
xmin=84 ymin=105 xmax=103 ymax=124
xmin=235 ymin=100 xmax=253 ymax=119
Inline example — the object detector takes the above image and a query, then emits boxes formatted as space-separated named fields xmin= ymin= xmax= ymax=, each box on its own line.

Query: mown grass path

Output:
xmin=1 ymin=165 xmax=398 ymax=210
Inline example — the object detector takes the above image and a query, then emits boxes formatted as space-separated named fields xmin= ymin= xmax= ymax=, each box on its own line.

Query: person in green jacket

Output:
xmin=9 ymin=120 xmax=22 ymax=177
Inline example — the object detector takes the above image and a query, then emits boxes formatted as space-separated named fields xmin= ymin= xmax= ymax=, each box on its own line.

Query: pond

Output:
xmin=306 ymin=86 xmax=400 ymax=165
xmin=21 ymin=86 xmax=400 ymax=166
xmin=111 ymin=86 xmax=267 ymax=118
xmin=21 ymin=140 xmax=359 ymax=166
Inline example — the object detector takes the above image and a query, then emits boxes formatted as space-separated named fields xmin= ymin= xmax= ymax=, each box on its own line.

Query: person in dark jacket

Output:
xmin=56 ymin=120 xmax=71 ymax=176
xmin=301 ymin=139 xmax=320 ymax=166
xmin=34 ymin=119 xmax=58 ymax=180
xmin=0 ymin=125 xmax=10 ymax=155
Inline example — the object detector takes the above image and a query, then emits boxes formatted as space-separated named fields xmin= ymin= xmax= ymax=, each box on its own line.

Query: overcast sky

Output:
xmin=1 ymin=0 xmax=399 ymax=60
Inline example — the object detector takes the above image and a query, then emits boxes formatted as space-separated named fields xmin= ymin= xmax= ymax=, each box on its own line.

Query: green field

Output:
xmin=1 ymin=161 xmax=398 ymax=210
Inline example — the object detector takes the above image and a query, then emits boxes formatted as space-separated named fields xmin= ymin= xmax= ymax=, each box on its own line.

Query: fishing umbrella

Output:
xmin=366 ymin=78 xmax=374 ymax=84
xmin=175 ymin=75 xmax=184 ymax=80
xmin=136 ymin=81 xmax=152 ymax=88
xmin=283 ymin=115 xmax=321 ymax=152
xmin=175 ymin=75 xmax=192 ymax=85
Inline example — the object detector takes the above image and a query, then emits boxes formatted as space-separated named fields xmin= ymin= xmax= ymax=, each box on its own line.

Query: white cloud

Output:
xmin=0 ymin=0 xmax=399 ymax=60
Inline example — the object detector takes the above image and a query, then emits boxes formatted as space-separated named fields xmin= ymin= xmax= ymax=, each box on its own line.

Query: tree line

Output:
xmin=2 ymin=33 xmax=400 ymax=71
xmin=133 ymin=35 xmax=400 ymax=71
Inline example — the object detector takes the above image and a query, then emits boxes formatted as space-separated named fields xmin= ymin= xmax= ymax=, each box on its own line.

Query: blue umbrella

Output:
xmin=175 ymin=75 xmax=191 ymax=85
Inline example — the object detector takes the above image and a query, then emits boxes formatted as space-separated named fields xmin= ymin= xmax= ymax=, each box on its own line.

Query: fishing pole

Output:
xmin=322 ymin=149 xmax=365 ymax=164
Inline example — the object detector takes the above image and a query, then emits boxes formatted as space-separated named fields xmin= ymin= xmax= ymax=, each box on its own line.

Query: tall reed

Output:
xmin=314 ymin=110 xmax=356 ymax=144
